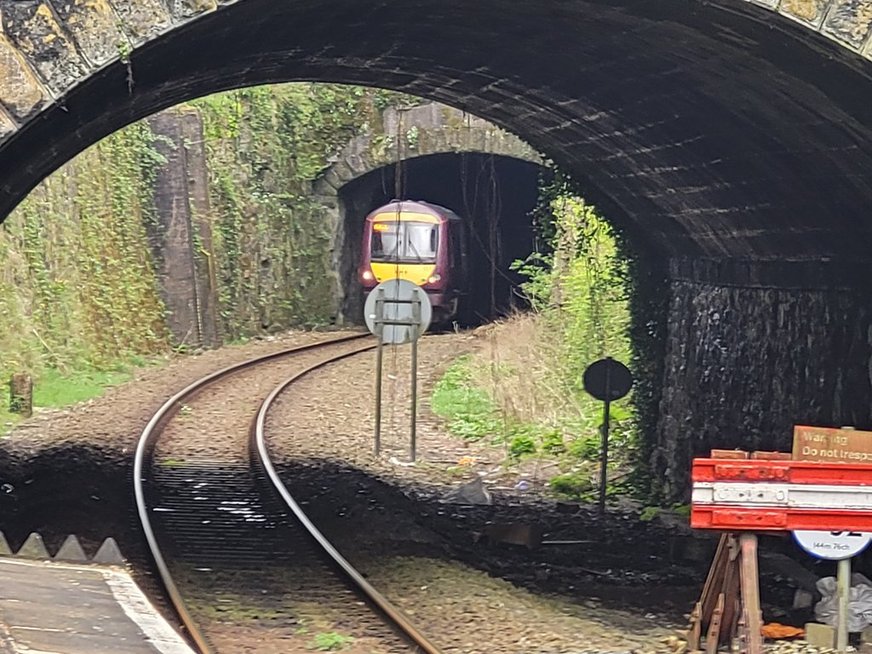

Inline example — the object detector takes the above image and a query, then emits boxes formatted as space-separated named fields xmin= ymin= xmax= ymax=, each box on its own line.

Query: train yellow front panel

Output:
xmin=372 ymin=212 xmax=439 ymax=224
xmin=370 ymin=262 xmax=435 ymax=285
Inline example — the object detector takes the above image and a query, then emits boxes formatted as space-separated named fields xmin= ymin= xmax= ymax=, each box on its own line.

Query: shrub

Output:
xmin=549 ymin=471 xmax=594 ymax=499
xmin=508 ymin=434 xmax=537 ymax=459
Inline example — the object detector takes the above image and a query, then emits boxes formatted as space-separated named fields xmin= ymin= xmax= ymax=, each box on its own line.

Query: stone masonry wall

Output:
xmin=1 ymin=1 xmax=872 ymax=149
xmin=653 ymin=260 xmax=872 ymax=499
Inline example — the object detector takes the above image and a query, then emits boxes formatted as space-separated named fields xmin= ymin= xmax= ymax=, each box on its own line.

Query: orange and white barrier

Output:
xmin=690 ymin=458 xmax=872 ymax=532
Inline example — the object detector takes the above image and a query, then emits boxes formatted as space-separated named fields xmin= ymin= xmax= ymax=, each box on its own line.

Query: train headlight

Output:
xmin=427 ymin=274 xmax=442 ymax=284
xmin=362 ymin=270 xmax=374 ymax=281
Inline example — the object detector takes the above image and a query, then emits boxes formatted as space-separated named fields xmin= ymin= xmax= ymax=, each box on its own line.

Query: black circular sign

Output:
xmin=583 ymin=358 xmax=633 ymax=402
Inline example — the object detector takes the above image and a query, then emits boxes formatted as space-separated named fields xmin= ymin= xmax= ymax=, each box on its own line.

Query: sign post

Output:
xmin=364 ymin=280 xmax=432 ymax=461
xmin=691 ymin=452 xmax=872 ymax=654
xmin=793 ymin=530 xmax=872 ymax=652
xmin=582 ymin=357 xmax=633 ymax=514
xmin=373 ymin=287 xmax=385 ymax=456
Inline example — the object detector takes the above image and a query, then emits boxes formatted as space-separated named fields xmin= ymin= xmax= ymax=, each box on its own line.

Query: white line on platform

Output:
xmin=101 ymin=569 xmax=194 ymax=654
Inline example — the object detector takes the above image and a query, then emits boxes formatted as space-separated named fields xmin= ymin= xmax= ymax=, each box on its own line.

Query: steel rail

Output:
xmin=253 ymin=341 xmax=445 ymax=654
xmin=133 ymin=333 xmax=369 ymax=654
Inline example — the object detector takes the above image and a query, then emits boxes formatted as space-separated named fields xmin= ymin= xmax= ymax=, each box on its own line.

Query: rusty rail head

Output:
xmin=132 ymin=333 xmax=369 ymax=654
xmin=252 ymin=342 xmax=445 ymax=654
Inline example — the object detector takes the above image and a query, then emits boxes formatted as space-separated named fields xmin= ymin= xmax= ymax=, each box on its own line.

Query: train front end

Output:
xmin=358 ymin=201 xmax=458 ymax=321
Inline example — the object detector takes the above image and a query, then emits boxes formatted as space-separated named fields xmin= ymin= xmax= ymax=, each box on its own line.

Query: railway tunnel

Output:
xmin=2 ymin=0 xmax=872 ymax=497
xmin=332 ymin=153 xmax=543 ymax=326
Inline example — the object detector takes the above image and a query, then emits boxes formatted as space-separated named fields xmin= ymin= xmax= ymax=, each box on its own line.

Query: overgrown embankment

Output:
xmin=430 ymin=176 xmax=642 ymax=501
xmin=0 ymin=123 xmax=168 ymax=426
xmin=0 ymin=84 xmax=405 ymax=423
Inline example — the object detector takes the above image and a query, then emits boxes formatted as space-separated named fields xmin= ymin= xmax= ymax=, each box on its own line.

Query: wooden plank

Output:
xmin=687 ymin=602 xmax=702 ymax=651
xmin=719 ymin=536 xmax=741 ymax=644
xmin=9 ymin=372 xmax=32 ymax=417
xmin=700 ymin=534 xmax=729 ymax=624
xmin=705 ymin=593 xmax=724 ymax=654
xmin=711 ymin=449 xmax=750 ymax=459
xmin=739 ymin=533 xmax=763 ymax=654
xmin=737 ymin=610 xmax=749 ymax=654
xmin=750 ymin=451 xmax=792 ymax=460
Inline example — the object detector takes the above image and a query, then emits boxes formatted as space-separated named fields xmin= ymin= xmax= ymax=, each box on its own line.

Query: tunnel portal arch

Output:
xmin=312 ymin=102 xmax=542 ymax=322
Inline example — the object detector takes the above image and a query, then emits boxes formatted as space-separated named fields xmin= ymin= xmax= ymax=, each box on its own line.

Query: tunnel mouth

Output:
xmin=337 ymin=153 xmax=546 ymax=327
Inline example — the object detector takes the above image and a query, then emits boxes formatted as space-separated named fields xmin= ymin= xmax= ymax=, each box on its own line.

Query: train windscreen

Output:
xmin=371 ymin=221 xmax=438 ymax=263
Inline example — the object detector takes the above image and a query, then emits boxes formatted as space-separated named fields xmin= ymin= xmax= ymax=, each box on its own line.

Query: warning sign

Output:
xmin=793 ymin=425 xmax=872 ymax=463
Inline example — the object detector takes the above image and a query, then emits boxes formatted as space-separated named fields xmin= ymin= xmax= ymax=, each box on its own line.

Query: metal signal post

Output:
xmin=582 ymin=357 xmax=633 ymax=514
xmin=373 ymin=287 xmax=385 ymax=456
xmin=365 ymin=280 xmax=432 ymax=462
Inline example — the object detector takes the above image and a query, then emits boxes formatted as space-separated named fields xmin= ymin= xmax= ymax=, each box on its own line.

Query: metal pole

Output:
xmin=599 ymin=398 xmax=610 ymax=515
xmin=374 ymin=288 xmax=385 ymax=457
xmin=409 ymin=290 xmax=420 ymax=462
xmin=598 ymin=359 xmax=612 ymax=515
xmin=837 ymin=557 xmax=851 ymax=652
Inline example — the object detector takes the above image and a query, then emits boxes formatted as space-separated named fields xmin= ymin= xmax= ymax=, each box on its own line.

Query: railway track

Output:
xmin=133 ymin=333 xmax=442 ymax=654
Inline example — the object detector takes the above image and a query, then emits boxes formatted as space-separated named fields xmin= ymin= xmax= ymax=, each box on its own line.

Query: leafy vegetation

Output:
xmin=432 ymin=171 xmax=639 ymax=500
xmin=192 ymin=85 xmax=410 ymax=337
xmin=0 ymin=122 xmax=169 ymax=421
xmin=0 ymin=83 xmax=413 ymax=416
xmin=310 ymin=631 xmax=353 ymax=651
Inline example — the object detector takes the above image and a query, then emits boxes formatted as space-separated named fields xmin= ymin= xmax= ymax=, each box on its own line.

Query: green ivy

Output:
xmin=0 ymin=123 xmax=169 ymax=394
xmin=190 ymin=84 xmax=407 ymax=338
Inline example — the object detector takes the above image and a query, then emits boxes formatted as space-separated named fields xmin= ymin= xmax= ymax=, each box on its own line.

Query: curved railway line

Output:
xmin=133 ymin=333 xmax=442 ymax=654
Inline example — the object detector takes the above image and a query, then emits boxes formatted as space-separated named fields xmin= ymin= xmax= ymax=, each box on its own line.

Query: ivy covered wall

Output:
xmin=0 ymin=124 xmax=169 ymax=386
xmin=187 ymin=85 xmax=406 ymax=338
xmin=0 ymin=84 xmax=408 ymax=385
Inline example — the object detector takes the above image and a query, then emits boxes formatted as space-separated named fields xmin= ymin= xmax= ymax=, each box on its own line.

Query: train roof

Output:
xmin=366 ymin=200 xmax=463 ymax=222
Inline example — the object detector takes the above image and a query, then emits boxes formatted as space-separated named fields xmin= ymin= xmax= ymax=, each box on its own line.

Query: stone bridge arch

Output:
xmin=314 ymin=103 xmax=541 ymax=194
xmin=1 ymin=1 xmax=872 ymax=159
xmin=312 ymin=102 xmax=542 ymax=321
xmin=3 ymin=0 xmax=872 ymax=496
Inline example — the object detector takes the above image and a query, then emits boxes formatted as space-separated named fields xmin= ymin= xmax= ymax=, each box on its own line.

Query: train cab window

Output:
xmin=371 ymin=222 xmax=438 ymax=263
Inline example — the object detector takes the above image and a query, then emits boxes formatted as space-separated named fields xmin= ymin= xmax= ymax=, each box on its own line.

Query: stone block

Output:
xmin=54 ymin=535 xmax=87 ymax=563
xmin=0 ymin=104 xmax=16 ymax=141
xmin=805 ymin=622 xmax=836 ymax=649
xmin=49 ymin=0 xmax=127 ymax=66
xmin=93 ymin=537 xmax=124 ymax=564
xmin=109 ymin=0 xmax=172 ymax=45
xmin=780 ymin=0 xmax=830 ymax=27
xmin=17 ymin=532 xmax=49 ymax=559
xmin=168 ymin=0 xmax=218 ymax=20
xmin=794 ymin=589 xmax=814 ymax=609
xmin=0 ymin=531 xmax=11 ymax=557
xmin=823 ymin=0 xmax=872 ymax=50
xmin=0 ymin=35 xmax=46 ymax=120
xmin=746 ymin=0 xmax=780 ymax=8
xmin=3 ymin=2 xmax=86 ymax=96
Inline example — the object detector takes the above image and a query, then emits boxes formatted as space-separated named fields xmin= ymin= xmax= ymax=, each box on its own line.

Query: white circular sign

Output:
xmin=793 ymin=530 xmax=872 ymax=560
xmin=363 ymin=279 xmax=432 ymax=344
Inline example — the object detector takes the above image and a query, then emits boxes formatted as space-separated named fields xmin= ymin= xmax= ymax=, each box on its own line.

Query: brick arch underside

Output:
xmin=1 ymin=0 xmax=872 ymax=266
xmin=5 ymin=0 xmax=872 ymax=495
